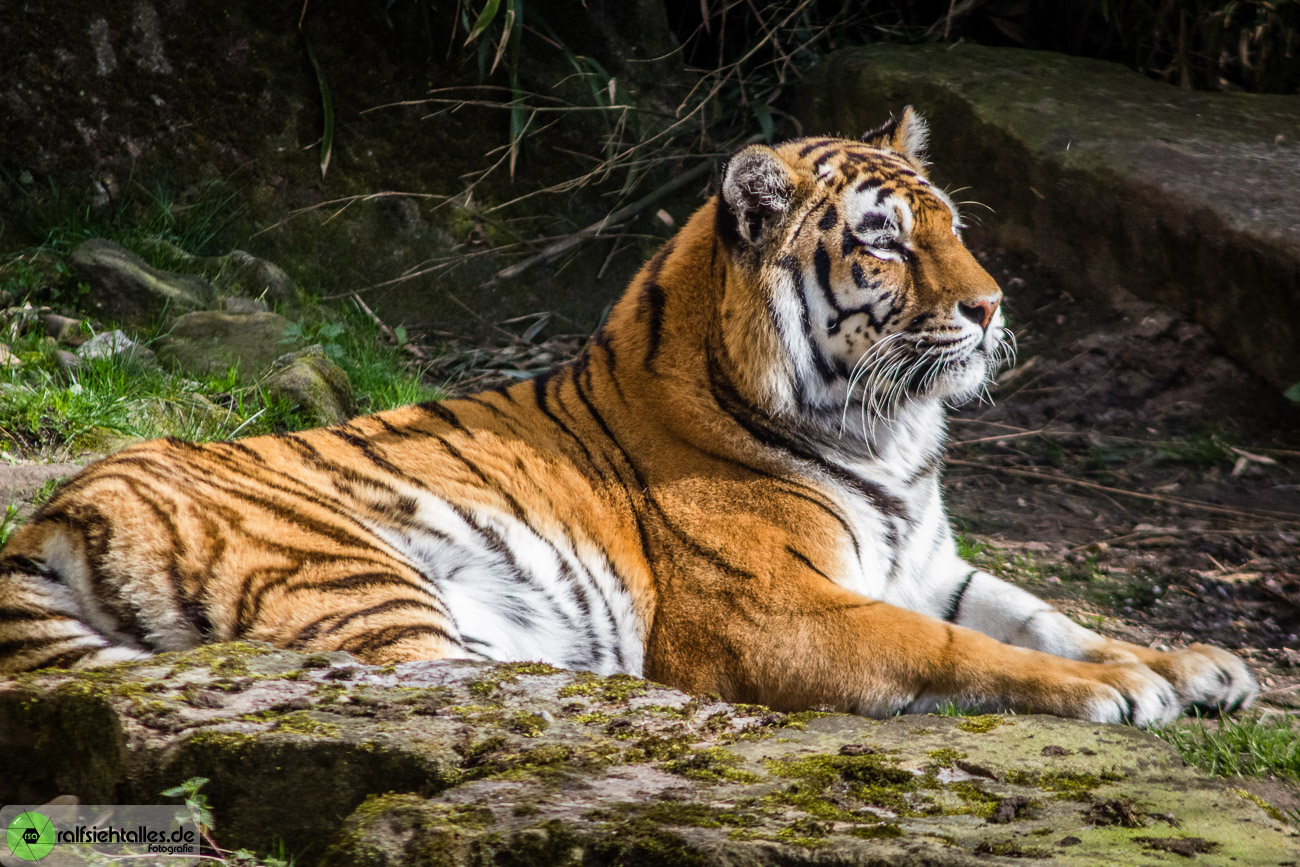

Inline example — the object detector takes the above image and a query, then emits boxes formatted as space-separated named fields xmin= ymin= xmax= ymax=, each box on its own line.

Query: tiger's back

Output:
xmin=0 ymin=111 xmax=1258 ymax=725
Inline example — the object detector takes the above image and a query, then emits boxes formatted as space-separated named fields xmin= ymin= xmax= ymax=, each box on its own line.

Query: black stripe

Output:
xmin=339 ymin=623 xmax=457 ymax=655
xmin=567 ymin=371 xmax=656 ymax=569
xmin=220 ymin=441 xmax=266 ymax=462
xmin=0 ymin=609 xmax=78 ymax=626
xmin=705 ymin=356 xmax=908 ymax=520
xmin=37 ymin=643 xmax=109 ymax=669
xmin=531 ymin=372 xmax=605 ymax=480
xmin=817 ymin=204 xmax=838 ymax=231
xmin=779 ymin=254 xmax=838 ymax=387
xmin=811 ymin=148 xmax=840 ymax=170
xmin=797 ymin=138 xmax=832 ymax=158
xmin=417 ymin=400 xmax=469 ymax=433
xmin=640 ymin=281 xmax=668 ymax=370
xmin=942 ymin=571 xmax=977 ymax=623
xmin=0 ymin=633 xmax=87 ymax=659
xmin=786 ymin=545 xmax=831 ymax=582
xmin=292 ymin=597 xmax=446 ymax=646
xmin=374 ymin=416 xmax=417 ymax=438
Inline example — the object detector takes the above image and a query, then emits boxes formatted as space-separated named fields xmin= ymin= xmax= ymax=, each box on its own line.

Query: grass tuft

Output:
xmin=1155 ymin=713 xmax=1300 ymax=784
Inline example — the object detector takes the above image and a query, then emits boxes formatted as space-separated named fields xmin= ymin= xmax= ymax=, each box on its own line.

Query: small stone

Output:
xmin=0 ymin=345 xmax=20 ymax=368
xmin=988 ymin=795 xmax=1033 ymax=824
xmin=262 ymin=344 xmax=356 ymax=427
xmin=220 ymin=296 xmax=270 ymax=314
xmin=77 ymin=330 xmax=156 ymax=368
xmin=53 ymin=350 xmax=81 ymax=371
xmin=41 ymin=313 xmax=82 ymax=342
xmin=218 ymin=250 xmax=301 ymax=307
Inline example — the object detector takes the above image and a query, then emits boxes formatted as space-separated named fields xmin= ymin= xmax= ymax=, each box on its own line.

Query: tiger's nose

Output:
xmin=957 ymin=294 xmax=1001 ymax=331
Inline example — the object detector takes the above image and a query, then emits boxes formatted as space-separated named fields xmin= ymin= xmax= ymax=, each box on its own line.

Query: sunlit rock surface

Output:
xmin=0 ymin=645 xmax=1293 ymax=865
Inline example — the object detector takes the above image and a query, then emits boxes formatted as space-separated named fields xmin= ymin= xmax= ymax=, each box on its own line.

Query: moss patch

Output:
xmin=662 ymin=747 xmax=761 ymax=784
xmin=956 ymin=714 xmax=1014 ymax=734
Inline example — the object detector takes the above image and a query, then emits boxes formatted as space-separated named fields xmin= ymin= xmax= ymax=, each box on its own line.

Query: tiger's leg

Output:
xmin=939 ymin=563 xmax=1257 ymax=713
xmin=237 ymin=555 xmax=468 ymax=666
xmin=649 ymin=573 xmax=1183 ymax=725
xmin=0 ymin=563 xmax=153 ymax=673
xmin=0 ymin=492 xmax=467 ymax=671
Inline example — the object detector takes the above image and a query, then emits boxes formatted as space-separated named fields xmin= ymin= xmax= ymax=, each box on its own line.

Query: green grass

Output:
xmin=954 ymin=532 xmax=991 ymax=562
xmin=0 ymin=315 xmax=436 ymax=456
xmin=14 ymin=177 xmax=240 ymax=264
xmin=1155 ymin=713 xmax=1300 ymax=784
xmin=0 ymin=189 xmax=439 ymax=461
xmin=0 ymin=504 xmax=22 ymax=548
xmin=289 ymin=306 xmax=440 ymax=416
xmin=932 ymin=701 xmax=986 ymax=718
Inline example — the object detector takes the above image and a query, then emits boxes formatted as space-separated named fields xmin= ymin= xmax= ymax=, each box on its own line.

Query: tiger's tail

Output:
xmin=0 ymin=565 xmax=153 ymax=674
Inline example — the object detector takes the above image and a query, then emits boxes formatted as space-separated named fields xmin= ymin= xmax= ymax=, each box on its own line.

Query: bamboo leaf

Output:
xmin=488 ymin=1 xmax=516 ymax=76
xmin=464 ymin=0 xmax=502 ymax=46
xmin=301 ymin=34 xmax=334 ymax=180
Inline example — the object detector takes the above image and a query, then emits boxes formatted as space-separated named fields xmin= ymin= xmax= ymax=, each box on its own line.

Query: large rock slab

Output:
xmin=70 ymin=239 xmax=213 ymax=324
xmin=0 ymin=645 xmax=1293 ymax=865
xmin=155 ymin=310 xmax=299 ymax=383
xmin=797 ymin=44 xmax=1300 ymax=392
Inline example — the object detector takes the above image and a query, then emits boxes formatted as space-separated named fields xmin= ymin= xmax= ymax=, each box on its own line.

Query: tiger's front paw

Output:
xmin=1144 ymin=643 xmax=1258 ymax=714
xmin=1076 ymin=662 xmax=1182 ymax=727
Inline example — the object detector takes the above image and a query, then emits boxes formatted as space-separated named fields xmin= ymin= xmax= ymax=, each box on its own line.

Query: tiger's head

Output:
xmin=714 ymin=108 xmax=1009 ymax=430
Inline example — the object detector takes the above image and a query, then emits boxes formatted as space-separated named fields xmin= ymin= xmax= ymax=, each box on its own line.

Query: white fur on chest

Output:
xmin=815 ymin=400 xmax=962 ymax=616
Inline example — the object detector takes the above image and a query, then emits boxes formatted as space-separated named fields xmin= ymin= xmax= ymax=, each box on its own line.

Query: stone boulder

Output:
xmin=797 ymin=44 xmax=1300 ymax=392
xmin=0 ymin=645 xmax=1292 ymax=865
xmin=70 ymin=239 xmax=213 ymax=324
xmin=143 ymin=241 xmax=306 ymax=308
xmin=212 ymin=250 xmax=302 ymax=307
xmin=262 ymin=344 xmax=357 ymax=427
xmin=76 ymin=329 xmax=159 ymax=368
xmin=155 ymin=311 xmax=300 ymax=383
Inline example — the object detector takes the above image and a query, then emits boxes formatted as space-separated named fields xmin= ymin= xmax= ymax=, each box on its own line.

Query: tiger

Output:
xmin=0 ymin=108 xmax=1257 ymax=725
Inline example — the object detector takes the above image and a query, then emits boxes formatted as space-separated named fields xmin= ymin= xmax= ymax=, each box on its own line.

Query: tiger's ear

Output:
xmin=862 ymin=106 xmax=929 ymax=166
xmin=721 ymin=145 xmax=794 ymax=249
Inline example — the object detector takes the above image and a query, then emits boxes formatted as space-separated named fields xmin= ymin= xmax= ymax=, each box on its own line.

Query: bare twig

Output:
xmin=485 ymin=141 xmax=757 ymax=286
xmin=946 ymin=458 xmax=1300 ymax=524
xmin=351 ymin=293 xmax=428 ymax=361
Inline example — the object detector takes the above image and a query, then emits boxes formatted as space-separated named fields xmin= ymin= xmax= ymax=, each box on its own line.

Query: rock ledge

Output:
xmin=0 ymin=644 xmax=1293 ymax=865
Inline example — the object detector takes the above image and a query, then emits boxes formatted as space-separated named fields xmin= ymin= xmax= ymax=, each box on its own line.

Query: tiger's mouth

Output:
xmin=841 ymin=327 xmax=1013 ymax=426
xmin=902 ymin=343 xmax=989 ymax=402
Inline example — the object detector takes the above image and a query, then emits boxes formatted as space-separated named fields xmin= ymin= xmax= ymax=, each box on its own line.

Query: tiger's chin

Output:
xmin=918 ymin=352 xmax=991 ymax=405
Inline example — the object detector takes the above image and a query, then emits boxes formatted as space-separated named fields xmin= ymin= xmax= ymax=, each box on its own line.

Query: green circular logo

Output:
xmin=6 ymin=812 xmax=55 ymax=861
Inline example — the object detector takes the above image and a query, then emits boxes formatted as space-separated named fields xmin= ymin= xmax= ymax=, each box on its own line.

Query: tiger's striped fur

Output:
xmin=0 ymin=109 xmax=1256 ymax=723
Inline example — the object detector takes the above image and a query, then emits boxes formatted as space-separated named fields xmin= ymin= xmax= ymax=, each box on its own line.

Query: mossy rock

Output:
xmin=70 ymin=239 xmax=213 ymax=325
xmin=155 ymin=310 xmax=300 ymax=383
xmin=0 ymin=646 xmax=1294 ymax=864
xmin=261 ymin=344 xmax=356 ymax=427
